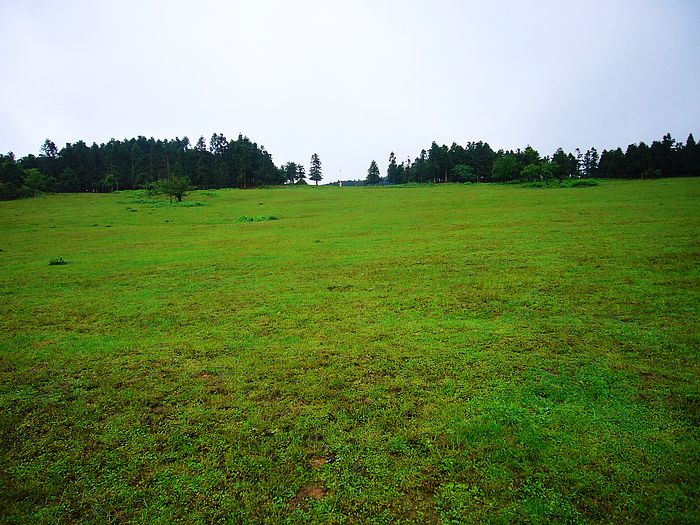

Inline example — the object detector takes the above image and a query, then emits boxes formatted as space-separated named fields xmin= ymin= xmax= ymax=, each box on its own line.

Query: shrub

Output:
xmin=568 ymin=179 xmax=598 ymax=188
xmin=48 ymin=257 xmax=67 ymax=266
xmin=155 ymin=176 xmax=192 ymax=202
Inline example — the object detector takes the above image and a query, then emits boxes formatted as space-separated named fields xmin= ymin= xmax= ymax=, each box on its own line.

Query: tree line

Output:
xmin=1 ymin=131 xmax=698 ymax=199
xmin=368 ymin=132 xmax=698 ymax=185
xmin=0 ymin=133 xmax=323 ymax=200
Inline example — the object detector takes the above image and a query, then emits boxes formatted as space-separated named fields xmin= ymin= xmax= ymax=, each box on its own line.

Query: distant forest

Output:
xmin=380 ymin=133 xmax=698 ymax=186
xmin=1 ymin=131 xmax=698 ymax=199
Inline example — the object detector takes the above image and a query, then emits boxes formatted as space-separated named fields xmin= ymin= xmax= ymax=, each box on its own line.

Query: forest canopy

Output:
xmin=384 ymin=133 xmax=698 ymax=185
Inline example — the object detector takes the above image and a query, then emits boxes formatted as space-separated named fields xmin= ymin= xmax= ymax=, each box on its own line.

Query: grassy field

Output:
xmin=1 ymin=179 xmax=698 ymax=524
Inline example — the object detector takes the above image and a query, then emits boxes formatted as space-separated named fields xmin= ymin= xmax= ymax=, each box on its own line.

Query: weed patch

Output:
xmin=119 ymin=198 xmax=206 ymax=207
xmin=565 ymin=178 xmax=599 ymax=188
xmin=48 ymin=256 xmax=67 ymax=266
xmin=235 ymin=215 xmax=278 ymax=222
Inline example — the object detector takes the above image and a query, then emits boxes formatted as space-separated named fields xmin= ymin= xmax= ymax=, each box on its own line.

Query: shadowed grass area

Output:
xmin=0 ymin=179 xmax=698 ymax=523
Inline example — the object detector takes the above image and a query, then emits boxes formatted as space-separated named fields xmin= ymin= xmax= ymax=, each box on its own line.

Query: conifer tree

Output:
xmin=387 ymin=152 xmax=398 ymax=183
xmin=309 ymin=153 xmax=322 ymax=185
xmin=366 ymin=160 xmax=380 ymax=185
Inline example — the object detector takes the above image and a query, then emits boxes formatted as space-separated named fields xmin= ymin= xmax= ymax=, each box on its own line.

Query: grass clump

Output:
xmin=521 ymin=181 xmax=550 ymax=188
xmin=119 ymin=198 xmax=206 ymax=208
xmin=151 ymin=200 xmax=205 ymax=208
xmin=47 ymin=256 xmax=67 ymax=266
xmin=522 ymin=179 xmax=600 ymax=189
xmin=235 ymin=215 xmax=278 ymax=222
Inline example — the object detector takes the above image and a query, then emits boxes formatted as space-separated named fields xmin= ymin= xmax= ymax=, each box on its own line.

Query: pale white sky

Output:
xmin=1 ymin=0 xmax=698 ymax=182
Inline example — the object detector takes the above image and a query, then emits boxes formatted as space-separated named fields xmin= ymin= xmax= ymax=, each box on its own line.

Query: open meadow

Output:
xmin=1 ymin=179 xmax=699 ymax=524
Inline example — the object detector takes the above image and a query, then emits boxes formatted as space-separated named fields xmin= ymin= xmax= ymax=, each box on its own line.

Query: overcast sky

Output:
xmin=1 ymin=0 xmax=699 ymax=182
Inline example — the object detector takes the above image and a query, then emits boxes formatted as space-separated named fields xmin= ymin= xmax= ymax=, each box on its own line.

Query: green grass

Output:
xmin=0 ymin=179 xmax=698 ymax=524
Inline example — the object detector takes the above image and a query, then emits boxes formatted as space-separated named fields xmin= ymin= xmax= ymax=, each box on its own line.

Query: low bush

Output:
xmin=568 ymin=179 xmax=599 ymax=187
xmin=48 ymin=257 xmax=67 ymax=266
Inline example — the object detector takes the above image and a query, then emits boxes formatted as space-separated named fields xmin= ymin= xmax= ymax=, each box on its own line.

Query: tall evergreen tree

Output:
xmin=413 ymin=150 xmax=429 ymax=183
xmin=387 ymin=152 xmax=399 ymax=183
xmin=283 ymin=162 xmax=298 ymax=184
xmin=39 ymin=139 xmax=59 ymax=180
xmin=366 ymin=160 xmax=380 ymax=185
xmin=429 ymin=142 xmax=450 ymax=182
xmin=683 ymin=133 xmax=698 ymax=177
xmin=40 ymin=139 xmax=58 ymax=159
xmin=309 ymin=153 xmax=322 ymax=185
xmin=651 ymin=133 xmax=678 ymax=177
xmin=582 ymin=148 xmax=599 ymax=177
xmin=0 ymin=153 xmax=30 ymax=199
xmin=551 ymin=149 xmax=578 ymax=181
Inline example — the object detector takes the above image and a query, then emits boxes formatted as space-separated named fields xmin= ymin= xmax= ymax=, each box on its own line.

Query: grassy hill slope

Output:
xmin=1 ymin=180 xmax=698 ymax=523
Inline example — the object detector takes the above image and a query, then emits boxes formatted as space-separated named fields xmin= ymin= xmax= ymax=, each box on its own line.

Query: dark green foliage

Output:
xmin=641 ymin=168 xmax=661 ymax=179
xmin=48 ymin=256 xmax=67 ymax=265
xmin=102 ymin=171 xmax=118 ymax=192
xmin=283 ymin=162 xmax=297 ymax=184
xmin=366 ymin=160 xmax=380 ymax=185
xmin=386 ymin=152 xmax=399 ymax=183
xmin=309 ymin=154 xmax=322 ymax=185
xmin=429 ymin=142 xmax=450 ymax=182
xmin=522 ymin=179 xmax=599 ymax=189
xmin=451 ymin=164 xmax=476 ymax=183
xmin=0 ymin=153 xmax=33 ymax=199
xmin=385 ymin=132 xmax=698 ymax=187
xmin=521 ymin=163 xmax=542 ymax=182
xmin=567 ymin=179 xmax=598 ymax=187
xmin=283 ymin=162 xmax=308 ymax=185
xmin=153 ymin=176 xmax=191 ymax=202
xmin=4 ymin=130 xmax=699 ymax=200
xmin=551 ymin=148 xmax=578 ymax=181
xmin=23 ymin=168 xmax=53 ymax=193
xmin=582 ymin=147 xmax=599 ymax=177
xmin=235 ymin=215 xmax=278 ymax=222
xmin=6 ymin=133 xmax=284 ymax=198
xmin=491 ymin=154 xmax=520 ymax=182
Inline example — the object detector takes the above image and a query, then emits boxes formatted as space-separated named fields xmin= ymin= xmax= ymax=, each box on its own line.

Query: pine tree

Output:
xmin=387 ymin=152 xmax=398 ymax=183
xmin=283 ymin=162 xmax=298 ymax=184
xmin=589 ymin=147 xmax=599 ymax=176
xmin=309 ymin=153 xmax=322 ymax=185
xmin=366 ymin=160 xmax=380 ymax=185
xmin=582 ymin=147 xmax=599 ymax=177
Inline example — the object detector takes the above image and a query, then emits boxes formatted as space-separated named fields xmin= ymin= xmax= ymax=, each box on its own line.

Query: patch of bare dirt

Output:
xmin=309 ymin=457 xmax=328 ymax=468
xmin=290 ymin=485 xmax=327 ymax=508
